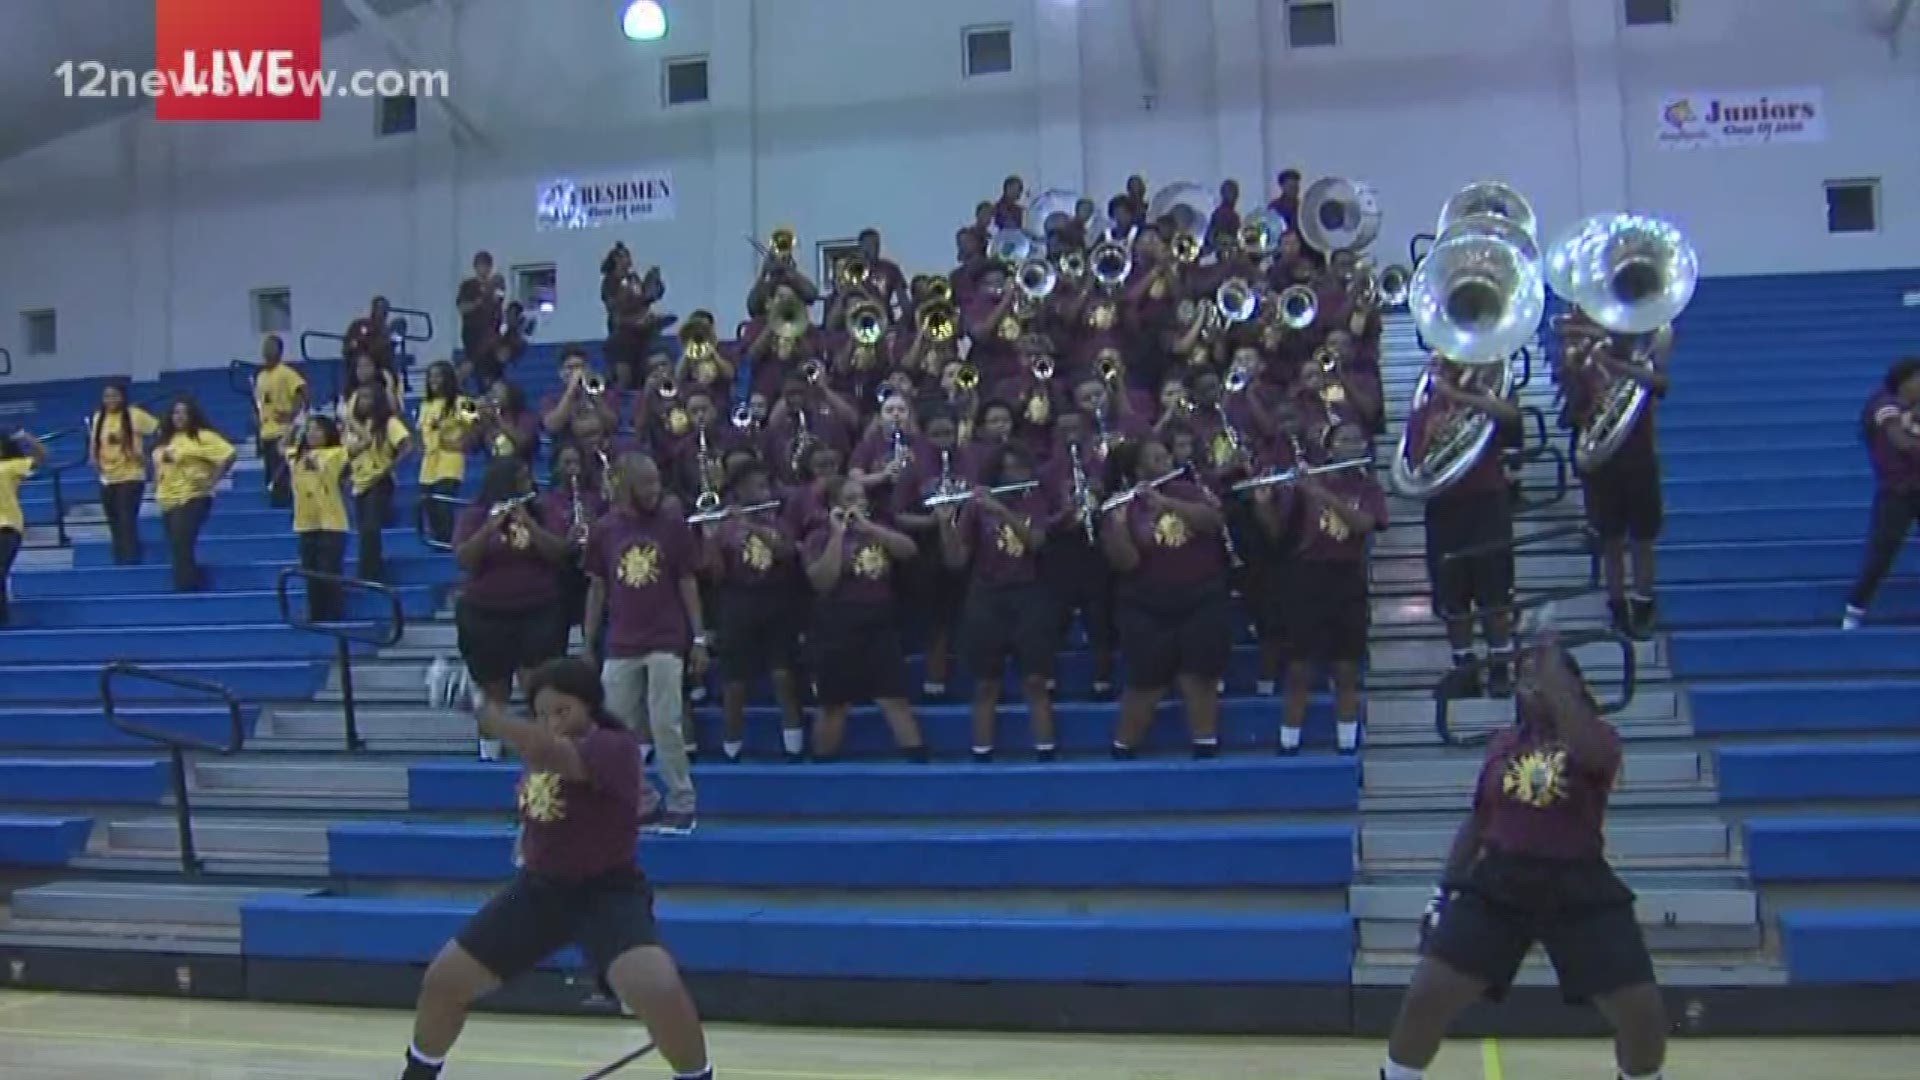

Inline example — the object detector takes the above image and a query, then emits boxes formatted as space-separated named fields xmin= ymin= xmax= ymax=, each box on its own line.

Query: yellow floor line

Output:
xmin=1481 ymin=1036 xmax=1505 ymax=1080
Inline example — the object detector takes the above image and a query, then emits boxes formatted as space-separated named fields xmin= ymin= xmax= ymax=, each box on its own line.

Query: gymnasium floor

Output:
xmin=0 ymin=991 xmax=1914 ymax=1078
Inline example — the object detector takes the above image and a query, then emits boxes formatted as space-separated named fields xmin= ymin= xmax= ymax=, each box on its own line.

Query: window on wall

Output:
xmin=251 ymin=288 xmax=292 ymax=335
xmin=1826 ymin=180 xmax=1879 ymax=234
xmin=1286 ymin=1 xmax=1339 ymax=48
xmin=663 ymin=57 xmax=710 ymax=106
xmin=964 ymin=26 xmax=1014 ymax=77
xmin=376 ymin=93 xmax=417 ymax=137
xmin=817 ymin=239 xmax=862 ymax=290
xmin=1622 ymin=0 xmax=1675 ymax=26
xmin=513 ymin=263 xmax=558 ymax=314
xmin=21 ymin=309 xmax=55 ymax=356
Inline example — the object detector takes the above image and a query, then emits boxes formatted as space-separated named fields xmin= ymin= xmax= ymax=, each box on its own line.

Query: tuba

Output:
xmin=1390 ymin=356 xmax=1517 ymax=499
xmin=1240 ymin=208 xmax=1288 ymax=259
xmin=1089 ymin=233 xmax=1132 ymax=289
xmin=1406 ymin=195 xmax=1545 ymax=367
xmin=989 ymin=228 xmax=1037 ymax=265
xmin=1299 ymin=177 xmax=1383 ymax=256
xmin=1147 ymin=181 xmax=1212 ymax=263
xmin=1552 ymin=213 xmax=1696 ymax=473
xmin=1016 ymin=258 xmax=1057 ymax=303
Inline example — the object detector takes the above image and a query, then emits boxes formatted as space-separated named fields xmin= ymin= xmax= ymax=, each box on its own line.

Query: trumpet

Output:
xmin=1171 ymin=232 xmax=1203 ymax=264
xmin=1089 ymin=236 xmax=1132 ymax=289
xmin=1098 ymin=468 xmax=1185 ymax=512
xmin=680 ymin=320 xmax=718 ymax=361
xmin=1096 ymin=353 xmax=1124 ymax=384
xmin=581 ymin=373 xmax=606 ymax=396
xmin=1016 ymin=258 xmax=1057 ymax=302
xmin=1277 ymin=285 xmax=1318 ymax=330
xmin=1031 ymin=355 xmax=1055 ymax=381
xmin=1057 ymin=251 xmax=1087 ymax=282
xmin=953 ymin=364 xmax=979 ymax=393
xmin=1216 ymin=277 xmax=1258 ymax=324
xmin=922 ymin=479 xmax=1042 ymax=509
xmin=918 ymin=300 xmax=958 ymax=343
xmin=487 ymin=491 xmax=538 ymax=518
xmin=1224 ymin=363 xmax=1253 ymax=394
xmin=688 ymin=498 xmax=782 ymax=525
xmin=1231 ymin=457 xmax=1371 ymax=493
xmin=836 ymin=255 xmax=870 ymax=291
xmin=800 ymin=358 xmax=826 ymax=384
xmin=656 ymin=378 xmax=678 ymax=400
xmin=847 ymin=299 xmax=888 ymax=345
xmin=730 ymin=402 xmax=757 ymax=430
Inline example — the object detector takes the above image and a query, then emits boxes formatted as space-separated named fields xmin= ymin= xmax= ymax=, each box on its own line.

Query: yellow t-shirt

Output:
xmin=416 ymin=398 xmax=472 ymax=486
xmin=0 ymin=456 xmax=36 ymax=533
xmin=153 ymin=430 xmax=236 ymax=510
xmin=349 ymin=416 xmax=412 ymax=495
xmin=254 ymin=364 xmax=307 ymax=439
xmin=90 ymin=407 xmax=159 ymax=486
xmin=290 ymin=446 xmax=349 ymax=533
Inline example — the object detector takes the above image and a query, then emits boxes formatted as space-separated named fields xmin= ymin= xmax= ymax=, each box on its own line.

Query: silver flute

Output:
xmin=922 ymin=479 xmax=1041 ymax=509
xmin=1098 ymin=468 xmax=1185 ymax=513
xmin=1229 ymin=457 xmax=1371 ymax=493
xmin=487 ymin=491 xmax=538 ymax=518
xmin=686 ymin=499 xmax=782 ymax=526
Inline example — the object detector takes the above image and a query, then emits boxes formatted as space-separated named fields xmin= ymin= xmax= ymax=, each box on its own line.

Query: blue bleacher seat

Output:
xmin=1779 ymin=909 xmax=1920 ymax=985
xmin=1747 ymin=817 xmax=1920 ymax=882
xmin=1717 ymin=743 xmax=1920 ymax=803
xmin=0 ymin=707 xmax=258 ymax=750
xmin=5 ymin=588 xmax=438 ymax=630
xmin=0 ymin=759 xmax=169 ymax=805
xmin=410 ymin=758 xmax=1360 ymax=817
xmin=1671 ymin=629 xmax=1920 ymax=679
xmin=1689 ymin=681 xmax=1920 ymax=736
xmin=0 ymin=815 xmax=93 ymax=867
xmin=0 ymin=625 xmax=377 ymax=664
xmin=0 ymin=661 xmax=328 ymax=703
xmin=12 ymin=559 xmax=458 ymax=599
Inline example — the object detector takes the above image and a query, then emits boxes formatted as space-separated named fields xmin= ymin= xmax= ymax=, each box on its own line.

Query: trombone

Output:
xmin=1230 ymin=457 xmax=1371 ymax=493
xmin=836 ymin=255 xmax=870 ymax=292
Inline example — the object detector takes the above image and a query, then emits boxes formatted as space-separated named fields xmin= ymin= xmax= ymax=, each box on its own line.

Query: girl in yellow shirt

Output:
xmin=283 ymin=416 xmax=350 ymax=623
xmin=151 ymin=396 xmax=237 ymax=592
xmin=344 ymin=388 xmax=412 ymax=584
xmin=87 ymin=380 xmax=159 ymax=565
xmin=0 ymin=429 xmax=48 ymax=627
xmin=416 ymin=361 xmax=474 ymax=544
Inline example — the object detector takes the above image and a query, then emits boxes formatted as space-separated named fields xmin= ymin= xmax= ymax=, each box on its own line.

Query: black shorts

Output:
xmin=1116 ymin=582 xmax=1233 ymax=690
xmin=456 ymin=596 xmax=569 ymax=687
xmin=902 ymin=547 xmax=967 ymax=627
xmin=1582 ymin=456 xmax=1664 ymax=542
xmin=1045 ymin=538 xmax=1114 ymax=649
xmin=1427 ymin=850 xmax=1653 ymax=1004
xmin=809 ymin=600 xmax=907 ymax=707
xmin=962 ymin=580 xmax=1057 ymax=678
xmin=715 ymin=583 xmax=802 ymax=682
xmin=1424 ymin=491 xmax=1515 ymax=620
xmin=1280 ymin=558 xmax=1370 ymax=664
xmin=456 ymin=867 xmax=660 ymax=983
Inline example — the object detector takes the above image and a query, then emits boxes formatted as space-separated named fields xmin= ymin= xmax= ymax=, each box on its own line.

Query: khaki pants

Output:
xmin=602 ymin=653 xmax=694 ymax=814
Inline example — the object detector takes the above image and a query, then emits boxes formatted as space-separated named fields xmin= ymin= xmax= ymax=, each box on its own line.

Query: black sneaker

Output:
xmin=1035 ymin=746 xmax=1057 ymax=763
xmin=1110 ymin=743 xmax=1136 ymax=761
xmin=783 ymin=750 xmax=807 ymax=765
xmin=650 ymin=812 xmax=697 ymax=837
xmin=1628 ymin=596 xmax=1657 ymax=641
xmin=1486 ymin=660 xmax=1513 ymax=699
xmin=1608 ymin=597 xmax=1632 ymax=636
xmin=1191 ymin=741 xmax=1219 ymax=760
xmin=971 ymin=748 xmax=995 ymax=764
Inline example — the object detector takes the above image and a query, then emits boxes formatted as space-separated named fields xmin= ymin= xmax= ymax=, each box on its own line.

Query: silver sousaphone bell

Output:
xmin=1299 ymin=177 xmax=1383 ymax=256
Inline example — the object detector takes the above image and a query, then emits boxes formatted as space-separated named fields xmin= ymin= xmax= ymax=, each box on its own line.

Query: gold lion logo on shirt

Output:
xmin=666 ymin=408 xmax=691 ymax=436
xmin=851 ymin=543 xmax=888 ymax=579
xmin=1502 ymin=748 xmax=1569 ymax=809
xmin=1088 ymin=303 xmax=1117 ymax=331
xmin=619 ymin=543 xmax=662 ymax=587
xmin=491 ymin=433 xmax=514 ymax=457
xmin=1319 ymin=507 xmax=1351 ymax=541
xmin=995 ymin=522 xmax=1026 ymax=558
xmin=1152 ymin=511 xmax=1189 ymax=548
xmin=517 ymin=772 xmax=565 ymax=824
xmin=741 ymin=533 xmax=773 ymax=571
xmin=1320 ymin=383 xmax=1347 ymax=406
xmin=506 ymin=521 xmax=531 ymax=550
xmin=997 ymin=316 xmax=1021 ymax=342
xmin=1209 ymin=432 xmax=1236 ymax=467
xmin=1025 ymin=393 xmax=1049 ymax=425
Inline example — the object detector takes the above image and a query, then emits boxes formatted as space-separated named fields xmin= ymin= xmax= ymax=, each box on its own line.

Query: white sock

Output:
xmin=923 ymin=681 xmax=946 ymax=695
xmin=1619 ymin=1071 xmax=1664 ymax=1080
xmin=971 ymin=745 xmax=994 ymax=756
xmin=1279 ymin=726 xmax=1302 ymax=750
xmin=1035 ymin=742 xmax=1055 ymax=753
xmin=1193 ymin=735 xmax=1218 ymax=747
xmin=722 ymin=739 xmax=744 ymax=759
xmin=409 ymin=1041 xmax=446 ymax=1066
xmin=674 ymin=1067 xmax=714 ymax=1080
xmin=1255 ymin=678 xmax=1276 ymax=696
xmin=781 ymin=727 xmax=805 ymax=754
xmin=1337 ymin=719 xmax=1359 ymax=750
xmin=1381 ymin=1060 xmax=1423 ymax=1080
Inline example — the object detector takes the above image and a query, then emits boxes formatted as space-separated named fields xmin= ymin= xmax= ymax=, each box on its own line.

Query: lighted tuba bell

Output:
xmin=1378 ymin=264 xmax=1413 ymax=307
xmin=1240 ymin=208 xmax=1288 ymax=259
xmin=1089 ymin=234 xmax=1132 ymax=289
xmin=1147 ymin=181 xmax=1212 ymax=264
xmin=1437 ymin=181 xmax=1537 ymax=259
xmin=1406 ymin=210 xmax=1545 ymax=367
xmin=769 ymin=294 xmax=810 ymax=340
xmin=1389 ymin=357 xmax=1517 ymax=500
xmin=1216 ymin=277 xmax=1258 ymax=324
xmin=679 ymin=319 xmax=717 ymax=360
xmin=989 ymin=228 xmax=1037 ymax=266
xmin=1299 ymin=177 xmax=1383 ymax=256
xmin=846 ymin=299 xmax=888 ymax=346
xmin=1277 ymin=284 xmax=1319 ymax=330
xmin=1016 ymin=258 xmax=1057 ymax=302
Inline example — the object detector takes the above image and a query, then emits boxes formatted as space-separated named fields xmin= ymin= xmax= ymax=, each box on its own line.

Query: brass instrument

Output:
xmin=1170 ymin=232 xmax=1203 ymax=264
xmin=953 ymin=364 xmax=979 ymax=393
xmin=1089 ymin=235 xmax=1133 ymax=290
xmin=1389 ymin=357 xmax=1516 ymax=499
xmin=581 ymin=373 xmax=606 ymax=396
xmin=730 ymin=402 xmax=757 ymax=431
xmin=800 ymin=358 xmax=826 ymax=384
xmin=923 ymin=479 xmax=1042 ymax=509
xmin=1298 ymin=177 xmax=1382 ymax=256
xmin=769 ymin=294 xmax=810 ymax=341
xmin=688 ymin=498 xmax=782 ymax=526
xmin=693 ymin=422 xmax=721 ymax=514
xmin=1016 ymin=258 xmax=1057 ymax=303
xmin=456 ymin=397 xmax=485 ymax=423
xmin=847 ymin=299 xmax=888 ymax=345
xmin=1096 ymin=353 xmax=1123 ymax=384
xmin=923 ymin=277 xmax=954 ymax=306
xmin=568 ymin=474 xmax=591 ymax=549
xmin=1224 ymin=362 xmax=1253 ymax=394
xmin=656 ymin=378 xmax=678 ymax=400
xmin=1277 ymin=285 xmax=1318 ymax=330
xmin=769 ymin=226 xmax=796 ymax=260
xmin=1031 ymin=355 xmax=1055 ymax=381
xmin=1098 ymin=467 xmax=1185 ymax=512
xmin=1057 ymin=251 xmax=1087 ymax=283
xmin=1378 ymin=264 xmax=1413 ymax=307
xmin=989 ymin=228 xmax=1036 ymax=265
xmin=680 ymin=320 xmax=719 ymax=383
xmin=836 ymin=255 xmax=870 ymax=292
xmin=1147 ymin=181 xmax=1211 ymax=263
xmin=1216 ymin=277 xmax=1258 ymax=324
xmin=1230 ymin=457 xmax=1371 ymax=492
xmin=1240 ymin=209 xmax=1288 ymax=258
xmin=918 ymin=299 xmax=958 ymax=343
xmin=1407 ymin=182 xmax=1544 ymax=367
xmin=1437 ymin=181 xmax=1537 ymax=253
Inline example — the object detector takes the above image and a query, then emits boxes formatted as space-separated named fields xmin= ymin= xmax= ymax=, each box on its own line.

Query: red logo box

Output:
xmin=154 ymin=0 xmax=323 ymax=122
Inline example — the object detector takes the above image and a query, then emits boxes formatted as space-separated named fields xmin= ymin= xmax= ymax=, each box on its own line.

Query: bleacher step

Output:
xmin=193 ymin=760 xmax=410 ymax=798
xmin=1356 ymin=919 xmax=1761 ymax=953
xmin=0 ymin=919 xmax=243 ymax=956
xmin=1361 ymin=748 xmax=1704 ymax=795
xmin=10 ymin=880 xmax=318 ymax=928
xmin=1351 ymin=873 xmax=1759 ymax=931
xmin=1361 ymin=818 xmax=1733 ymax=867
xmin=106 ymin=817 xmax=330 ymax=856
xmin=1351 ymin=951 xmax=1786 ymax=987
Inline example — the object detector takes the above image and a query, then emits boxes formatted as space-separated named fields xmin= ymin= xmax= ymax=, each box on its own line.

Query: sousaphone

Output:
xmin=1299 ymin=177 xmax=1382 ymax=256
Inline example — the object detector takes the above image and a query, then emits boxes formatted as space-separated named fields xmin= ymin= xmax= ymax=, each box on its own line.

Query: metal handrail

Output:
xmin=1435 ymin=521 xmax=1601 ymax=624
xmin=274 ymin=568 xmax=406 ymax=751
xmin=1432 ymin=628 xmax=1639 ymax=747
xmin=415 ymin=492 xmax=471 ymax=553
xmin=1509 ymin=346 xmax=1534 ymax=392
xmin=0 ymin=346 xmax=11 ymax=376
xmin=388 ymin=306 xmax=435 ymax=344
xmin=98 ymin=662 xmax=246 ymax=875
xmin=1409 ymin=232 xmax=1435 ymax=270
xmin=1505 ymin=405 xmax=1570 ymax=515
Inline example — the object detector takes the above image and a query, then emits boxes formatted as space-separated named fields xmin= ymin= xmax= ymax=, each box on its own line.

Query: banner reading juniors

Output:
xmin=153 ymin=0 xmax=325 ymax=122
xmin=1656 ymin=87 xmax=1825 ymax=150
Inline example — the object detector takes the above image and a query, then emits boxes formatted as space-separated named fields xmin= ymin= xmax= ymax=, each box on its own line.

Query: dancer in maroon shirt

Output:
xmin=1377 ymin=634 xmax=1668 ymax=1080
xmin=399 ymin=660 xmax=714 ymax=1080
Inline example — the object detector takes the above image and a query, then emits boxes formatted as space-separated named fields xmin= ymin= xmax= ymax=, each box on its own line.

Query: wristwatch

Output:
xmin=692 ymin=632 xmax=711 ymax=648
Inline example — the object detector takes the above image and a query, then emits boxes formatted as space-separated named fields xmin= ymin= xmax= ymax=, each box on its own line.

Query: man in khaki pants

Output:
xmin=584 ymin=454 xmax=709 ymax=835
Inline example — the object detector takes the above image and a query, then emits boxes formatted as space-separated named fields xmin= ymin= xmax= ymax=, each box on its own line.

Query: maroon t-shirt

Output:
xmin=537 ymin=486 xmax=606 ymax=547
xmin=1863 ymin=390 xmax=1920 ymax=493
xmin=1295 ymin=468 xmax=1388 ymax=561
xmin=584 ymin=504 xmax=697 ymax=658
xmin=1473 ymin=717 xmax=1621 ymax=861
xmin=517 ymin=724 xmax=640 ymax=880
xmin=1118 ymin=479 xmax=1226 ymax=588
xmin=457 ymin=277 xmax=502 ymax=349
xmin=761 ymin=403 xmax=854 ymax=480
xmin=961 ymin=487 xmax=1052 ymax=588
xmin=712 ymin=516 xmax=791 ymax=589
xmin=482 ymin=410 xmax=542 ymax=463
xmin=1407 ymin=398 xmax=1515 ymax=501
xmin=454 ymin=505 xmax=562 ymax=611
xmin=803 ymin=525 xmax=898 ymax=606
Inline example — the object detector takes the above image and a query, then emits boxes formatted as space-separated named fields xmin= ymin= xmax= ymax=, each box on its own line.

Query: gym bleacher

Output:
xmin=1 ymin=267 xmax=1917 ymax=1035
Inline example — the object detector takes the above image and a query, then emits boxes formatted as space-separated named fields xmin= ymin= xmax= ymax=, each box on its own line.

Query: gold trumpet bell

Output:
xmin=846 ymin=300 xmax=888 ymax=346
xmin=919 ymin=301 xmax=958 ymax=344
xmin=769 ymin=294 xmax=810 ymax=339
xmin=837 ymin=255 xmax=870 ymax=292
xmin=769 ymin=226 xmax=796 ymax=258
xmin=954 ymin=364 xmax=980 ymax=392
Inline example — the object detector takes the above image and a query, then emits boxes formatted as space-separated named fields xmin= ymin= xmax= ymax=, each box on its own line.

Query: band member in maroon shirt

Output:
xmin=1268 ymin=168 xmax=1303 ymax=231
xmin=1205 ymin=179 xmax=1241 ymax=255
xmin=1042 ymin=411 xmax=1116 ymax=698
xmin=701 ymin=461 xmax=806 ymax=762
xmin=802 ymin=477 xmax=928 ymax=761
xmin=345 ymin=295 xmax=396 ymax=372
xmin=992 ymin=175 xmax=1026 ymax=230
xmin=1845 ymin=357 xmax=1920 ymax=629
xmin=1416 ymin=356 xmax=1524 ymax=696
xmin=1378 ymin=635 xmax=1667 ymax=1080
xmin=1257 ymin=422 xmax=1386 ymax=755
xmin=399 ymin=660 xmax=713 ymax=1080
xmin=942 ymin=444 xmax=1059 ymax=761
xmin=475 ymin=380 xmax=542 ymax=465
xmin=1561 ymin=314 xmax=1674 ymax=639
xmin=540 ymin=442 xmax=606 ymax=633
xmin=1101 ymin=438 xmax=1231 ymax=759
xmin=452 ymin=459 xmax=572 ymax=761
xmin=455 ymin=250 xmax=504 ymax=364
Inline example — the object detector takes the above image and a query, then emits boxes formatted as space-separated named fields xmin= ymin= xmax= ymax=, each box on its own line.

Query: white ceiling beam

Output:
xmin=335 ymin=0 xmax=489 ymax=147
xmin=1891 ymin=0 xmax=1915 ymax=54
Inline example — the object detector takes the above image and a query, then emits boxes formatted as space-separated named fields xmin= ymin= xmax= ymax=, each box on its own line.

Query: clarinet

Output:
xmin=1069 ymin=441 xmax=1096 ymax=543
xmin=1192 ymin=463 xmax=1245 ymax=569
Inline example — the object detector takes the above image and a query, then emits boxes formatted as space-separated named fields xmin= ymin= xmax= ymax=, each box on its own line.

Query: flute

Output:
xmin=686 ymin=499 xmax=782 ymax=525
xmin=922 ymin=480 xmax=1042 ymax=509
xmin=1229 ymin=457 xmax=1371 ymax=493
xmin=1098 ymin=468 xmax=1185 ymax=513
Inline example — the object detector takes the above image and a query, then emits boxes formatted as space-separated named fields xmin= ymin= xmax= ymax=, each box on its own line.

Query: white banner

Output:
xmin=1656 ymin=88 xmax=1824 ymax=150
xmin=535 ymin=169 xmax=676 ymax=229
